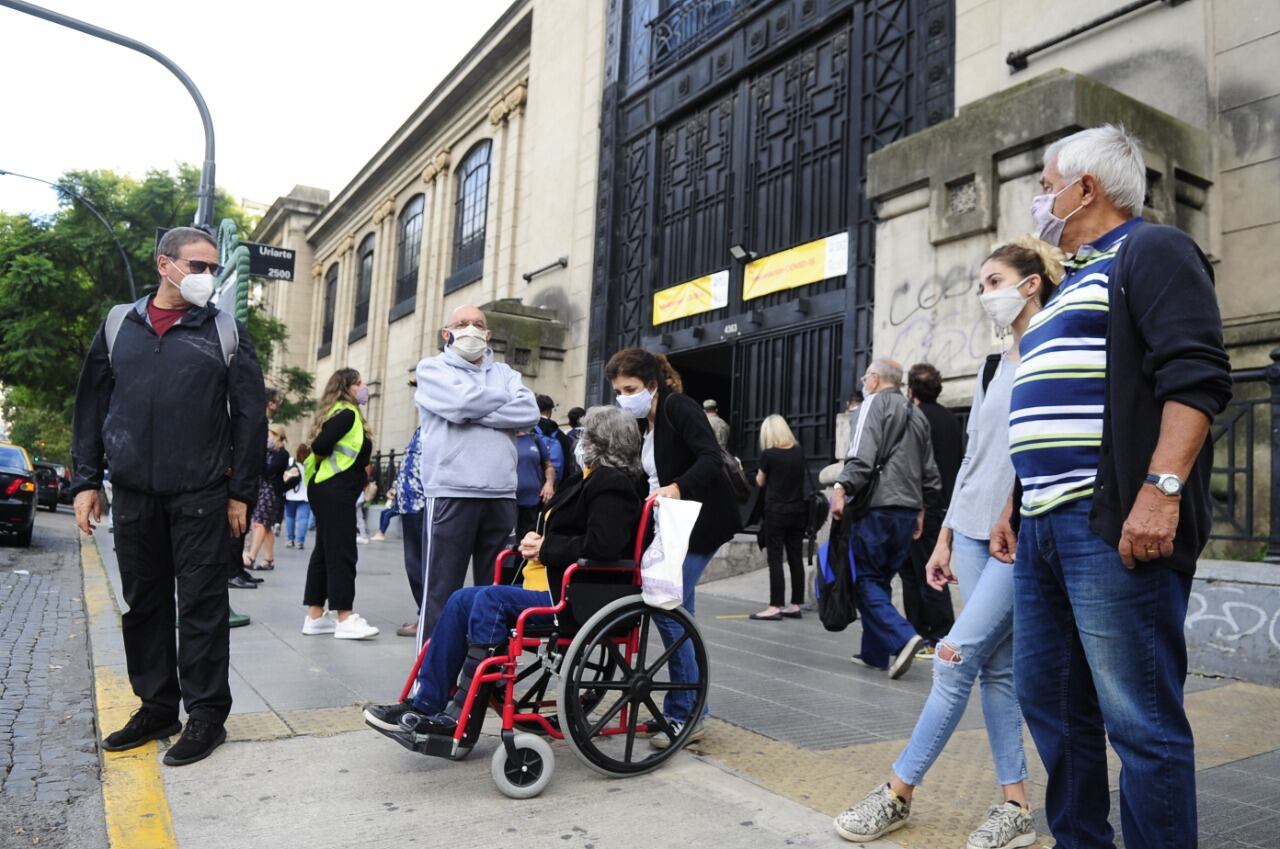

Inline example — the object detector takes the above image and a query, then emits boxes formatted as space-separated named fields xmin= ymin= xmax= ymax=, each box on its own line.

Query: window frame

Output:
xmin=318 ymin=262 xmax=338 ymax=359
xmin=445 ymin=140 xmax=492 ymax=293
xmin=349 ymin=233 xmax=375 ymax=343
xmin=390 ymin=195 xmax=425 ymax=321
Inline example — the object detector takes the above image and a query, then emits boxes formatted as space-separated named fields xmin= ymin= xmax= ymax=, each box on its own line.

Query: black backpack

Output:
xmin=815 ymin=511 xmax=858 ymax=632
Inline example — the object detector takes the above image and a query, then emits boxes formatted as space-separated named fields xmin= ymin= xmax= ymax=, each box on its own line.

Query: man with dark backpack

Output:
xmin=533 ymin=394 xmax=577 ymax=480
xmin=70 ymin=226 xmax=266 ymax=767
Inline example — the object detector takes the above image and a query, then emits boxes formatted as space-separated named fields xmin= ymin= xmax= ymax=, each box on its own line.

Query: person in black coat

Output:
xmin=606 ymin=347 xmax=741 ymax=746
xmin=244 ymin=425 xmax=290 ymax=570
xmin=363 ymin=405 xmax=644 ymax=739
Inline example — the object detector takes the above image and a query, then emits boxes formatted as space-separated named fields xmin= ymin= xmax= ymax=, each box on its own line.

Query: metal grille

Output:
xmin=650 ymin=0 xmax=766 ymax=75
xmin=451 ymin=141 xmax=492 ymax=280
xmin=353 ymin=234 xmax=375 ymax=329
xmin=394 ymin=196 xmax=424 ymax=305
xmin=1210 ymin=373 xmax=1270 ymax=544
xmin=612 ymin=135 xmax=654 ymax=352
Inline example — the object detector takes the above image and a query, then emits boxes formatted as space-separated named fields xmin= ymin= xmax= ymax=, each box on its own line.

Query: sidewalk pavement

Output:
xmin=84 ymin=522 xmax=1280 ymax=849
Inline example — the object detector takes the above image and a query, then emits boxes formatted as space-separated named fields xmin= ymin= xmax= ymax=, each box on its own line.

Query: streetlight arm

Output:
xmin=0 ymin=167 xmax=138 ymax=301
xmin=0 ymin=0 xmax=216 ymax=228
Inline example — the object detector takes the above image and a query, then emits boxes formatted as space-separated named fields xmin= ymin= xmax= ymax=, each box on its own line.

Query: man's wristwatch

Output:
xmin=1145 ymin=472 xmax=1184 ymax=497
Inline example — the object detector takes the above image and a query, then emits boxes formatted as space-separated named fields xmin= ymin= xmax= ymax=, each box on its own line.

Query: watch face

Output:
xmin=1159 ymin=477 xmax=1180 ymax=495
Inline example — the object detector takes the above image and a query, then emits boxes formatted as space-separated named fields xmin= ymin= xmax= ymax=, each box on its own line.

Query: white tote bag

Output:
xmin=640 ymin=497 xmax=703 ymax=609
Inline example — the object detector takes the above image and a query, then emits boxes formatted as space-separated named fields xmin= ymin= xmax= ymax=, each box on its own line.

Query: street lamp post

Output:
xmin=0 ymin=0 xmax=217 ymax=229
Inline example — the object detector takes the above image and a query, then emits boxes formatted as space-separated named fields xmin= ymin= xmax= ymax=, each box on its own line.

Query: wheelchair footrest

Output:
xmin=387 ymin=728 xmax=472 ymax=761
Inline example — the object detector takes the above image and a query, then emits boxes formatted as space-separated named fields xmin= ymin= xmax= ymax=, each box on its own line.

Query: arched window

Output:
xmin=351 ymin=234 xmax=375 ymax=339
xmin=446 ymin=141 xmax=491 ymax=292
xmin=393 ymin=195 xmax=425 ymax=312
xmin=319 ymin=262 xmax=338 ymax=358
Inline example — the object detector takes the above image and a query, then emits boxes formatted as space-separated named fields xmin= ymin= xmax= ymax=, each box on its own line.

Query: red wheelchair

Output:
xmin=385 ymin=496 xmax=709 ymax=798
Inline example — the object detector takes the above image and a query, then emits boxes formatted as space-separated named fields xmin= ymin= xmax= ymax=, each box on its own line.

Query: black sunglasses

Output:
xmin=169 ymin=256 xmax=224 ymax=276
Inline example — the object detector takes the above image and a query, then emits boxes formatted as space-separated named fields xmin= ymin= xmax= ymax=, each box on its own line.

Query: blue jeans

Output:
xmin=892 ymin=533 xmax=1026 ymax=786
xmin=851 ymin=507 xmax=919 ymax=668
xmin=1015 ymin=498 xmax=1195 ymax=849
xmin=283 ymin=501 xmax=311 ymax=545
xmin=654 ymin=550 xmax=715 ymax=722
xmin=410 ymin=585 xmax=553 ymax=714
xmin=378 ymin=507 xmax=397 ymax=535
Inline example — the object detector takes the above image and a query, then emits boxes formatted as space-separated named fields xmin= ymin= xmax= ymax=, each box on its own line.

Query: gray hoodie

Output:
xmin=414 ymin=346 xmax=539 ymax=499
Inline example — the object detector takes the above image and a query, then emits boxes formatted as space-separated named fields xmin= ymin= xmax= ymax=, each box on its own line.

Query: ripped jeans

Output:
xmin=891 ymin=532 xmax=1028 ymax=787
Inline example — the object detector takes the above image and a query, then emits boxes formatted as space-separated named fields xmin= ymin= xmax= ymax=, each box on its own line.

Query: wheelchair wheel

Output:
xmin=557 ymin=595 xmax=708 ymax=778
xmin=490 ymin=733 xmax=554 ymax=799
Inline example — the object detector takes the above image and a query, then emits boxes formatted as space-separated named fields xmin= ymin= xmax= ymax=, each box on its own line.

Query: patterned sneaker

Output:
xmin=966 ymin=802 xmax=1036 ymax=849
xmin=834 ymin=783 xmax=910 ymax=842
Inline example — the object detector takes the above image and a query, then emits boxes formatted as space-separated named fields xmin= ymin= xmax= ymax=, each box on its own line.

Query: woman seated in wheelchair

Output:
xmin=364 ymin=405 xmax=645 ymax=741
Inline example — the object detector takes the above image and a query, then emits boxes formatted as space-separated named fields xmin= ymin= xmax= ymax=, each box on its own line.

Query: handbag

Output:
xmin=814 ymin=511 xmax=858 ymax=631
xmin=640 ymin=497 xmax=703 ymax=609
xmin=844 ymin=401 xmax=912 ymax=521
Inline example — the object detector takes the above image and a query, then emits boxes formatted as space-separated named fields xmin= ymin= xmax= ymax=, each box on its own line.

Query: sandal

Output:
xmin=255 ymin=560 xmax=275 ymax=571
xmin=242 ymin=554 xmax=257 ymax=570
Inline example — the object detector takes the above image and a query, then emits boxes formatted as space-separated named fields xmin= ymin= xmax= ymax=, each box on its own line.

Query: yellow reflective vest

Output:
xmin=305 ymin=400 xmax=365 ymax=485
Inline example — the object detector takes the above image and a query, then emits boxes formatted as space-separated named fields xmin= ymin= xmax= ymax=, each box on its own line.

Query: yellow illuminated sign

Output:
xmin=743 ymin=232 xmax=848 ymax=301
xmin=652 ymin=270 xmax=729 ymax=325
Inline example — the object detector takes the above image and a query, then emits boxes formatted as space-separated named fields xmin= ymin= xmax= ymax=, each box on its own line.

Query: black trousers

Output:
xmin=898 ymin=507 xmax=955 ymax=643
xmin=515 ymin=504 xmax=541 ymax=542
xmin=112 ymin=484 xmax=232 ymax=723
xmin=401 ymin=510 xmax=424 ymax=611
xmin=419 ymin=497 xmax=517 ymax=638
xmin=304 ymin=479 xmax=359 ymax=611
xmin=763 ymin=509 xmax=806 ymax=607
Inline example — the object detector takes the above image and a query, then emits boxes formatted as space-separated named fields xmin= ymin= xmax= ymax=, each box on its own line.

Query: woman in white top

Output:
xmin=283 ymin=444 xmax=311 ymax=550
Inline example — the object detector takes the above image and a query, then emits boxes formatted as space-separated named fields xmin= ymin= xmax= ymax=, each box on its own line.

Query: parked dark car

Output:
xmin=49 ymin=463 xmax=72 ymax=504
xmin=0 ymin=442 xmax=37 ymax=547
xmin=34 ymin=463 xmax=61 ymax=511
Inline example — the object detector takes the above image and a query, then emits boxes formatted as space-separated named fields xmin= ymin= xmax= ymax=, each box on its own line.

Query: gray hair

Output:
xmin=1045 ymin=125 xmax=1146 ymax=217
xmin=579 ymin=405 xmax=641 ymax=474
xmin=867 ymin=358 xmax=903 ymax=387
xmin=155 ymin=226 xmax=216 ymax=263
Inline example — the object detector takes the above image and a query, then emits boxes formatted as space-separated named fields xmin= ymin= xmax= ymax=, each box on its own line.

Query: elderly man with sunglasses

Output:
xmin=70 ymin=226 xmax=266 ymax=767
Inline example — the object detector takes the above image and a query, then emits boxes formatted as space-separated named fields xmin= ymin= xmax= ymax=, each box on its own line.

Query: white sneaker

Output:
xmin=889 ymin=635 xmax=924 ymax=680
xmin=356 ymin=536 xmax=370 ymax=544
xmin=301 ymin=612 xmax=336 ymax=636
xmin=334 ymin=613 xmax=379 ymax=640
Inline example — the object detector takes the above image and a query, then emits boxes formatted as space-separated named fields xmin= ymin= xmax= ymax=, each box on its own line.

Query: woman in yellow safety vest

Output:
xmin=301 ymin=368 xmax=379 ymax=640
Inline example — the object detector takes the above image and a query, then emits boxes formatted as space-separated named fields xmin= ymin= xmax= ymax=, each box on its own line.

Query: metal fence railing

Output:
xmin=1209 ymin=356 xmax=1279 ymax=561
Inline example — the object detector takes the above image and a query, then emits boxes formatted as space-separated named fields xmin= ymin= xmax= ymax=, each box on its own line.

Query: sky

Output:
xmin=0 ymin=0 xmax=515 ymax=217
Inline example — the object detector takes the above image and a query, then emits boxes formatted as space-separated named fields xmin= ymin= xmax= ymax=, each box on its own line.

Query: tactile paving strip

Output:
xmin=225 ymin=705 xmax=366 ymax=743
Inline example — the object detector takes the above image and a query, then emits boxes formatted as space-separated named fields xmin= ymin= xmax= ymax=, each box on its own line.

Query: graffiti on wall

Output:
xmin=1185 ymin=584 xmax=1280 ymax=656
xmin=880 ymin=260 xmax=994 ymax=372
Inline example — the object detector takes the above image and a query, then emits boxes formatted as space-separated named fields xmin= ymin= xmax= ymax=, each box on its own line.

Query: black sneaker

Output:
xmin=101 ymin=707 xmax=181 ymax=752
xmin=228 ymin=574 xmax=258 ymax=589
xmin=363 ymin=701 xmax=414 ymax=733
xmin=398 ymin=709 xmax=457 ymax=737
xmin=241 ymin=568 xmax=264 ymax=584
xmin=162 ymin=718 xmax=226 ymax=766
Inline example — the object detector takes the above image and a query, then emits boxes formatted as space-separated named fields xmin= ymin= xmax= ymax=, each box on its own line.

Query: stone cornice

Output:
xmin=421 ymin=149 xmax=452 ymax=183
xmin=372 ymin=196 xmax=397 ymax=225
xmin=488 ymin=80 xmax=529 ymax=126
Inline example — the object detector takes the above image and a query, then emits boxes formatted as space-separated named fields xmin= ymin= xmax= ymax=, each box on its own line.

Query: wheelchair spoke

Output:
xmin=648 ymin=682 xmax=700 ymax=691
xmin=642 ymin=696 xmax=676 ymax=741
xmin=624 ymin=695 xmax=641 ymax=762
xmin=635 ymin=613 xmax=651 ymax=671
xmin=605 ymin=642 xmax=636 ymax=678
xmin=587 ymin=691 xmax=630 ymax=740
xmin=645 ymin=630 xmax=689 ymax=678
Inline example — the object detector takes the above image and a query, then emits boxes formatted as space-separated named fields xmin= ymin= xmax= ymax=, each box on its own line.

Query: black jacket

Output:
xmin=1092 ymin=222 xmax=1233 ymax=575
xmin=71 ymin=296 xmax=267 ymax=504
xmin=646 ymin=391 xmax=742 ymax=553
xmin=918 ymin=401 xmax=963 ymax=510
xmin=537 ymin=466 xmax=645 ymax=603
xmin=264 ymin=446 xmax=290 ymax=495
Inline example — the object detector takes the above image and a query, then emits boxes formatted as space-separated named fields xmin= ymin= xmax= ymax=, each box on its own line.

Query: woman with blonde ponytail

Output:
xmin=834 ymin=237 xmax=1063 ymax=846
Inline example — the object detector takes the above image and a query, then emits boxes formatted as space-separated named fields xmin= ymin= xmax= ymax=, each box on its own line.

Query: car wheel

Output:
xmin=16 ymin=523 xmax=32 ymax=547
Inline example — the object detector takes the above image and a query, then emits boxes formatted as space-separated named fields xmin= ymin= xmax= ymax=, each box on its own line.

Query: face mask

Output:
xmin=574 ymin=440 xmax=586 ymax=469
xmin=979 ymin=276 xmax=1032 ymax=335
xmin=354 ymin=385 xmax=369 ymax=406
xmin=448 ymin=325 xmax=489 ymax=359
xmin=1030 ymin=178 xmax=1082 ymax=248
xmin=616 ymin=387 xmax=653 ymax=418
xmin=165 ymin=262 xmax=215 ymax=308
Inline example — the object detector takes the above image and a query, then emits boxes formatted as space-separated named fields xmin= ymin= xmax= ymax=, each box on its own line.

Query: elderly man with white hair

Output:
xmin=412 ymin=305 xmax=539 ymax=641
xmin=832 ymin=358 xmax=941 ymax=680
xmin=991 ymin=125 xmax=1231 ymax=847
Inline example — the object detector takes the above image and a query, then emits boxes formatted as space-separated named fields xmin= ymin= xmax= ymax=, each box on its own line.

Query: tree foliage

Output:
xmin=0 ymin=165 xmax=309 ymax=463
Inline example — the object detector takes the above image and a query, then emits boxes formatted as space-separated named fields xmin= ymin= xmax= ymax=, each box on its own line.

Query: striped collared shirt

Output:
xmin=1008 ymin=218 xmax=1142 ymax=517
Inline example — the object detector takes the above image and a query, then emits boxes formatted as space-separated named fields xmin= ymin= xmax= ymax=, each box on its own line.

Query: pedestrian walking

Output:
xmin=703 ymin=399 xmax=731 ymax=450
xmin=283 ymin=444 xmax=311 ymax=550
xmin=414 ymin=305 xmax=539 ymax=641
xmin=70 ymin=225 xmax=266 ymax=766
xmin=244 ymin=425 xmax=289 ymax=571
xmin=515 ymin=429 xmax=555 ymax=539
xmin=387 ymin=426 xmax=427 ymax=638
xmin=833 ymin=235 xmax=1062 ymax=846
xmin=751 ymin=414 xmax=807 ymax=621
xmin=831 ymin=359 xmax=940 ymax=679
xmin=301 ymin=368 xmax=379 ymax=640
xmin=898 ymin=363 xmax=961 ymax=654
xmin=566 ymin=406 xmax=586 ymax=444
xmin=607 ymin=347 xmax=742 ymax=747
xmin=999 ymin=125 xmax=1231 ymax=848
xmin=534 ymin=394 xmax=576 ymax=480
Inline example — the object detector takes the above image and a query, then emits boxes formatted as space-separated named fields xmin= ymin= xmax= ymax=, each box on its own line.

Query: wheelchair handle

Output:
xmin=632 ymin=495 xmax=659 ymax=563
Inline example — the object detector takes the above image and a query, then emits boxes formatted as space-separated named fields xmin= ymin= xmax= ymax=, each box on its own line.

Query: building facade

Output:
xmin=254 ymin=0 xmax=606 ymax=456
xmin=587 ymin=0 xmax=957 ymax=472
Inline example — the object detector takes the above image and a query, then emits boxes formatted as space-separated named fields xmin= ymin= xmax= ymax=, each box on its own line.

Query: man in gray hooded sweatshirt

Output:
xmin=414 ymin=305 xmax=539 ymax=640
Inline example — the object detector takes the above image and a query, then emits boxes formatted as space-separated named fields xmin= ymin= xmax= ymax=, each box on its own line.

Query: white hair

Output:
xmin=1045 ymin=125 xmax=1146 ymax=217
xmin=867 ymin=358 xmax=903 ymax=387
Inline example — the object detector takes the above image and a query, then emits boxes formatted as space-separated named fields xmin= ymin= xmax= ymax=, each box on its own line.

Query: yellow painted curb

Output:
xmin=81 ymin=536 xmax=179 ymax=849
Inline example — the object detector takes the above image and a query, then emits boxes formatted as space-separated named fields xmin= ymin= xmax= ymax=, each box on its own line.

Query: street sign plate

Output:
xmin=244 ymin=242 xmax=296 ymax=281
